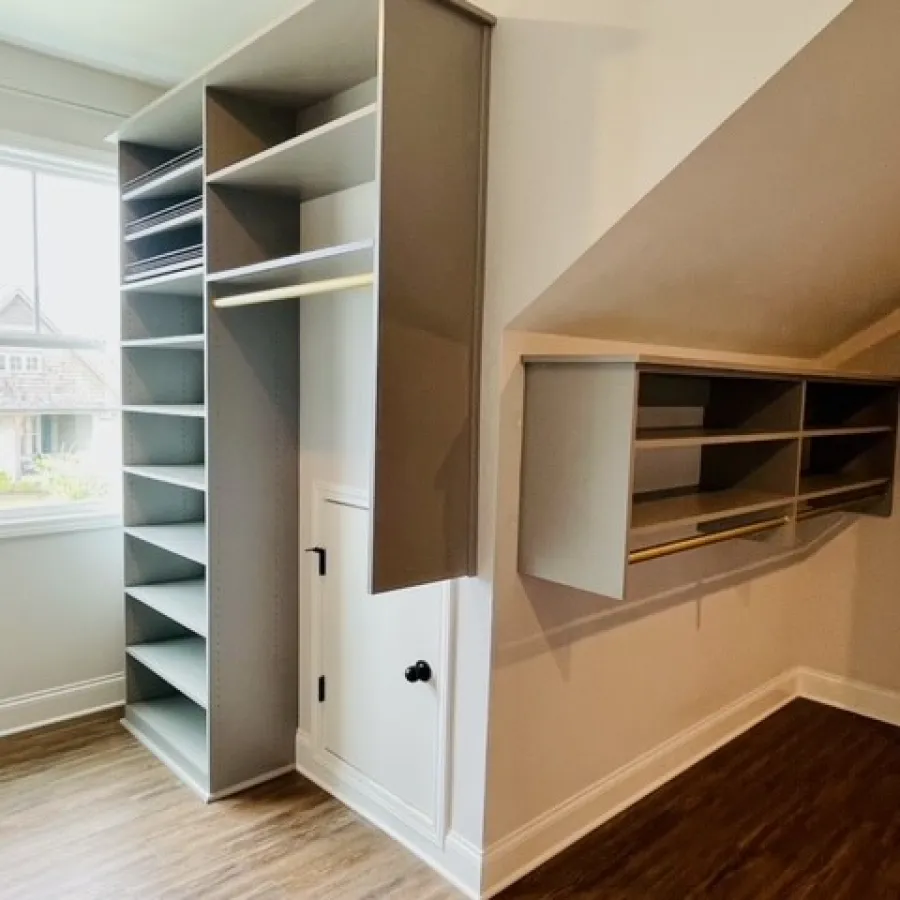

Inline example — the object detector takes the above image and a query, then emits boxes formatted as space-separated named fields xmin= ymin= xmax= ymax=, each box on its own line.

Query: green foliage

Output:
xmin=33 ymin=455 xmax=109 ymax=501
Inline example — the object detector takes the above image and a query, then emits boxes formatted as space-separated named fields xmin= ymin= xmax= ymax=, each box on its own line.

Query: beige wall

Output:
xmin=476 ymin=0 xmax=854 ymax=862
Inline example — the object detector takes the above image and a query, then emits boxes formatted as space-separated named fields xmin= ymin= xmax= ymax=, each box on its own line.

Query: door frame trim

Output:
xmin=308 ymin=480 xmax=455 ymax=846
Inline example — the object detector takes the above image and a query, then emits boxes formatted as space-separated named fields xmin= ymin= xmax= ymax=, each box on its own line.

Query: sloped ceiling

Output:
xmin=515 ymin=0 xmax=900 ymax=359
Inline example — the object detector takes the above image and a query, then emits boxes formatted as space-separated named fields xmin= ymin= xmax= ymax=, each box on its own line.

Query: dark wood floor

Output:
xmin=502 ymin=699 xmax=900 ymax=899
xmin=2 ymin=700 xmax=900 ymax=898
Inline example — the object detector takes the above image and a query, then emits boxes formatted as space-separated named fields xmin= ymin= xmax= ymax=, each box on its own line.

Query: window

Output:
xmin=0 ymin=149 xmax=120 ymax=531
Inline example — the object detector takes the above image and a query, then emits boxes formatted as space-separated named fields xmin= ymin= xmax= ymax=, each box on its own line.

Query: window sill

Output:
xmin=0 ymin=512 xmax=122 ymax=540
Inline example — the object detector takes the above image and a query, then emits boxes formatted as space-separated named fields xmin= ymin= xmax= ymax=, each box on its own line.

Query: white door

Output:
xmin=318 ymin=498 xmax=444 ymax=822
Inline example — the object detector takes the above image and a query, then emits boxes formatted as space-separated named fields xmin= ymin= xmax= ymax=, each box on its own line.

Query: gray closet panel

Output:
xmin=371 ymin=0 xmax=492 ymax=592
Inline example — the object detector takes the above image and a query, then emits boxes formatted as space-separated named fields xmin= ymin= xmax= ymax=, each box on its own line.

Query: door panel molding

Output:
xmin=308 ymin=480 xmax=455 ymax=845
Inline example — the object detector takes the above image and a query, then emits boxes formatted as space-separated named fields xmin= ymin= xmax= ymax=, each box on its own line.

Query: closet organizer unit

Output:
xmin=115 ymin=0 xmax=492 ymax=799
xmin=518 ymin=356 xmax=900 ymax=600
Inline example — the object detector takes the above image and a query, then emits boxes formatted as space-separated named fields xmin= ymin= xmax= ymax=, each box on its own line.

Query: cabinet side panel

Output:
xmin=519 ymin=364 xmax=637 ymax=599
xmin=371 ymin=0 xmax=491 ymax=592
xmin=207 ymin=302 xmax=299 ymax=793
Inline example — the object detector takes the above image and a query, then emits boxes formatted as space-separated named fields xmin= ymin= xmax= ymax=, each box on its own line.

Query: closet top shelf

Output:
xmin=111 ymin=0 xmax=494 ymax=148
xmin=522 ymin=354 xmax=898 ymax=384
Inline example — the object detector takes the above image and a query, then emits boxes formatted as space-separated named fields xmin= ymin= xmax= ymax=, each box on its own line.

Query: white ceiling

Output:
xmin=0 ymin=0 xmax=307 ymax=85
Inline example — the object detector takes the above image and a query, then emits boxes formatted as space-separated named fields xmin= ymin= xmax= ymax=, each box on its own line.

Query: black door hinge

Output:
xmin=318 ymin=676 xmax=326 ymax=703
xmin=306 ymin=546 xmax=327 ymax=576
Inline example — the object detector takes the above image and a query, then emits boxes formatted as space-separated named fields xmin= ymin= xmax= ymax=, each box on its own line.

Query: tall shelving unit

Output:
xmin=114 ymin=0 xmax=493 ymax=798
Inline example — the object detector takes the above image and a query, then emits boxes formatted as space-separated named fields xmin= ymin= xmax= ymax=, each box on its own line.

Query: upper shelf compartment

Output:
xmin=803 ymin=379 xmax=898 ymax=432
xmin=635 ymin=369 xmax=803 ymax=447
xmin=207 ymin=104 xmax=377 ymax=198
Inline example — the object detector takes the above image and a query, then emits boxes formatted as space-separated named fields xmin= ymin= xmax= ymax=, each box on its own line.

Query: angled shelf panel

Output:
xmin=123 ymin=405 xmax=206 ymax=418
xmin=122 ymin=155 xmax=203 ymax=202
xmin=120 ymin=267 xmax=204 ymax=296
xmin=207 ymin=105 xmax=377 ymax=199
xmin=797 ymin=474 xmax=891 ymax=503
xmin=122 ymin=335 xmax=205 ymax=351
xmin=127 ymin=580 xmax=208 ymax=638
xmin=630 ymin=487 xmax=794 ymax=537
xmin=125 ymin=523 xmax=208 ymax=565
xmin=635 ymin=427 xmax=800 ymax=449
xmin=124 ymin=207 xmax=204 ymax=243
xmin=207 ymin=241 xmax=374 ymax=290
xmin=128 ymin=638 xmax=208 ymax=708
xmin=124 ymin=465 xmax=207 ymax=491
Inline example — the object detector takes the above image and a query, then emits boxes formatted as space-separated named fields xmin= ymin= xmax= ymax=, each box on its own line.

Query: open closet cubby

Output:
xmin=113 ymin=0 xmax=493 ymax=799
xmin=519 ymin=356 xmax=900 ymax=599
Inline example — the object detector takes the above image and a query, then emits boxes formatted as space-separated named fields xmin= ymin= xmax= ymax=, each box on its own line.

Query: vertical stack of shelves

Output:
xmin=114 ymin=0 xmax=493 ymax=797
xmin=118 ymin=93 xmax=212 ymax=796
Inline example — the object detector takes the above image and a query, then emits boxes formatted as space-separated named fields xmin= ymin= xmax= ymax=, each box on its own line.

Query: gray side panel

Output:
xmin=206 ymin=301 xmax=299 ymax=793
xmin=371 ymin=0 xmax=492 ymax=592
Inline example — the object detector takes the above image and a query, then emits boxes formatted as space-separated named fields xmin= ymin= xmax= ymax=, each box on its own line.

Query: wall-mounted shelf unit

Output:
xmin=519 ymin=356 xmax=900 ymax=599
xmin=114 ymin=0 xmax=492 ymax=799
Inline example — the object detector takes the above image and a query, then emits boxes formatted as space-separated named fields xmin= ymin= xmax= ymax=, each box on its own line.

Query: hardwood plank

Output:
xmin=0 ymin=715 xmax=458 ymax=899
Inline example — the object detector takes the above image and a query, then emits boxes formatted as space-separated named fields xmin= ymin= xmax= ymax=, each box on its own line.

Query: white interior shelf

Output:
xmin=127 ymin=580 xmax=208 ymax=638
xmin=208 ymin=241 xmax=374 ymax=291
xmin=126 ymin=697 xmax=208 ymax=780
xmin=124 ymin=465 xmax=207 ymax=491
xmin=123 ymin=405 xmax=207 ymax=419
xmin=631 ymin=488 xmax=792 ymax=537
xmin=125 ymin=523 xmax=208 ymax=565
xmin=797 ymin=474 xmax=891 ymax=502
xmin=128 ymin=638 xmax=209 ymax=708
xmin=207 ymin=105 xmax=377 ymax=198
xmin=122 ymin=335 xmax=205 ymax=351
xmin=121 ymin=268 xmax=204 ymax=296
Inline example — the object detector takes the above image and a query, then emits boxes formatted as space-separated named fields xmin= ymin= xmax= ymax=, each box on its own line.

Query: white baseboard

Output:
xmin=481 ymin=670 xmax=798 ymax=898
xmin=797 ymin=667 xmax=900 ymax=728
xmin=295 ymin=737 xmax=483 ymax=899
xmin=481 ymin=666 xmax=900 ymax=898
xmin=0 ymin=673 xmax=124 ymax=738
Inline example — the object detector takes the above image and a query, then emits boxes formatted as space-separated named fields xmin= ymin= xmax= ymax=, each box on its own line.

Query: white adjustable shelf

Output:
xmin=797 ymin=474 xmax=891 ymax=502
xmin=631 ymin=487 xmax=792 ymax=537
xmin=208 ymin=240 xmax=374 ymax=291
xmin=125 ymin=523 xmax=208 ymax=565
xmin=803 ymin=425 xmax=895 ymax=438
xmin=125 ymin=207 xmax=203 ymax=243
xmin=122 ymin=335 xmax=205 ymax=351
xmin=635 ymin=427 xmax=798 ymax=449
xmin=124 ymin=697 xmax=208 ymax=786
xmin=128 ymin=638 xmax=208 ymax=708
xmin=207 ymin=104 xmax=377 ymax=199
xmin=121 ymin=267 xmax=204 ymax=296
xmin=122 ymin=156 xmax=203 ymax=202
xmin=127 ymin=580 xmax=208 ymax=638
xmin=123 ymin=404 xmax=206 ymax=418
xmin=124 ymin=465 xmax=207 ymax=491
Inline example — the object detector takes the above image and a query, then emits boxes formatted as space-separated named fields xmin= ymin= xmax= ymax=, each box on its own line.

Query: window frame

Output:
xmin=0 ymin=145 xmax=122 ymax=538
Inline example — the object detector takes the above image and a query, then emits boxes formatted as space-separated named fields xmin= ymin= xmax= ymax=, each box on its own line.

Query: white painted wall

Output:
xmin=0 ymin=527 xmax=125 ymax=733
xmin=466 ymin=0 xmax=854 ymax=891
xmin=0 ymin=48 xmax=158 ymax=734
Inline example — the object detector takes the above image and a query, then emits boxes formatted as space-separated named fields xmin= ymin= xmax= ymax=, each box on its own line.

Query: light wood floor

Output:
xmin=0 ymin=711 xmax=460 ymax=899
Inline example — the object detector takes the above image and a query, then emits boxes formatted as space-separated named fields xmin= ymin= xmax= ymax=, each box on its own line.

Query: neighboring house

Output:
xmin=0 ymin=287 xmax=116 ymax=481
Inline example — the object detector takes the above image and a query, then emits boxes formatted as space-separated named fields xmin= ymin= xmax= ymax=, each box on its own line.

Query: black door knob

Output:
xmin=404 ymin=660 xmax=433 ymax=683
